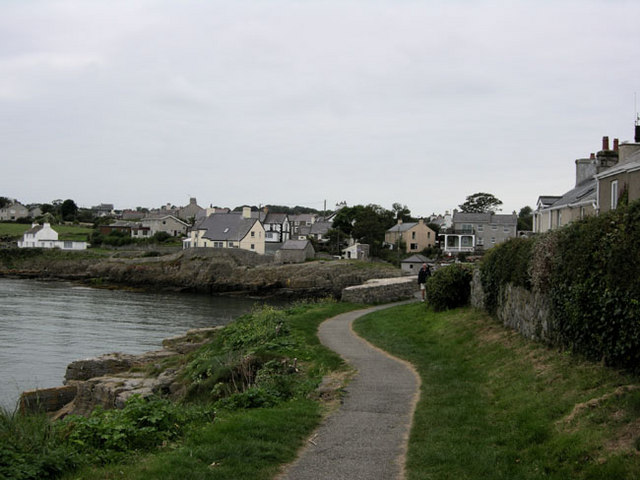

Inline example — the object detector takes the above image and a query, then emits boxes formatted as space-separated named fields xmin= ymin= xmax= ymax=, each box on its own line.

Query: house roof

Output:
xmin=387 ymin=222 xmax=418 ymax=233
xmin=452 ymin=212 xmax=517 ymax=224
xmin=310 ymin=221 xmax=331 ymax=235
xmin=537 ymin=196 xmax=562 ymax=208
xmin=548 ymin=179 xmax=597 ymax=209
xmin=401 ymin=254 xmax=428 ymax=264
xmin=263 ymin=212 xmax=288 ymax=224
xmin=280 ymin=239 xmax=311 ymax=250
xmin=196 ymin=213 xmax=258 ymax=241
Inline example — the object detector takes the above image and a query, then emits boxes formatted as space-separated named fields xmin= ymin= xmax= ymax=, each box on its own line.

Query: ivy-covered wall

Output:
xmin=475 ymin=199 xmax=640 ymax=371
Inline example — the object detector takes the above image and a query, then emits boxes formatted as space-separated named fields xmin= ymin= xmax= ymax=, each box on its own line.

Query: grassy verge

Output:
xmin=2 ymin=300 xmax=361 ymax=480
xmin=354 ymin=303 xmax=640 ymax=480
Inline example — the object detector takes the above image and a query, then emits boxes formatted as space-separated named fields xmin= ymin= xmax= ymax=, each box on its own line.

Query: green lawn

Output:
xmin=354 ymin=303 xmax=640 ymax=480
xmin=0 ymin=222 xmax=92 ymax=241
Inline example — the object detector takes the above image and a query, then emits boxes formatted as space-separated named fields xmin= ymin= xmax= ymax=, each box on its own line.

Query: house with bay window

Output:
xmin=439 ymin=211 xmax=517 ymax=254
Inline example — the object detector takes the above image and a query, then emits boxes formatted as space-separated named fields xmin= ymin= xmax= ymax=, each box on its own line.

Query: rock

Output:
xmin=19 ymin=385 xmax=77 ymax=415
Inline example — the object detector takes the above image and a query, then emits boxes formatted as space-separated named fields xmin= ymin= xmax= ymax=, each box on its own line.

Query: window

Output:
xmin=491 ymin=237 xmax=496 ymax=244
xmin=411 ymin=232 xmax=416 ymax=240
xmin=504 ymin=227 xmax=510 ymax=233
xmin=251 ymin=244 xmax=255 ymax=250
xmin=461 ymin=224 xmax=472 ymax=233
xmin=491 ymin=225 xmax=498 ymax=231
xmin=251 ymin=231 xmax=255 ymax=238
xmin=477 ymin=225 xmax=484 ymax=232
xmin=410 ymin=243 xmax=418 ymax=250
xmin=611 ymin=180 xmax=619 ymax=209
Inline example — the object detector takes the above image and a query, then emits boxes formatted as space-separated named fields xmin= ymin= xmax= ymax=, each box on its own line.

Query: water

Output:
xmin=0 ymin=278 xmax=273 ymax=410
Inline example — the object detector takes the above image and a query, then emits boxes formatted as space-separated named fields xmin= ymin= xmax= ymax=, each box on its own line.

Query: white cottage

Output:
xmin=18 ymin=223 xmax=88 ymax=250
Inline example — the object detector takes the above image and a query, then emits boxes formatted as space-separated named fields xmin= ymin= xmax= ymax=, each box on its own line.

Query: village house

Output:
xmin=177 ymin=198 xmax=205 ymax=222
xmin=187 ymin=207 xmax=266 ymax=254
xmin=533 ymin=136 xmax=619 ymax=233
xmin=18 ymin=223 xmax=87 ymax=250
xmin=595 ymin=125 xmax=640 ymax=213
xmin=289 ymin=214 xmax=316 ymax=239
xmin=258 ymin=210 xmax=291 ymax=243
xmin=385 ymin=219 xmax=436 ymax=253
xmin=138 ymin=215 xmax=189 ymax=237
xmin=0 ymin=201 xmax=29 ymax=221
xmin=400 ymin=254 xmax=430 ymax=274
xmin=439 ymin=211 xmax=518 ymax=254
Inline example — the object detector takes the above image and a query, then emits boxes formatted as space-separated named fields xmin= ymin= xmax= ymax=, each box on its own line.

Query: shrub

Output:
xmin=480 ymin=236 xmax=535 ymax=314
xmin=425 ymin=263 xmax=473 ymax=311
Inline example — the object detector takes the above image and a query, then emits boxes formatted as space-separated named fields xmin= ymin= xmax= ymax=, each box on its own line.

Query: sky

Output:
xmin=2 ymin=0 xmax=639 ymax=218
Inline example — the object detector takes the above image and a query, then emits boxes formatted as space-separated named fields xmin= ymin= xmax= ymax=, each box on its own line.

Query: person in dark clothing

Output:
xmin=417 ymin=263 xmax=431 ymax=302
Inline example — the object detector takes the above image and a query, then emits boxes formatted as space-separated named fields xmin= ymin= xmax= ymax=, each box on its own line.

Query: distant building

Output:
xmin=440 ymin=211 xmax=517 ymax=253
xmin=385 ymin=219 xmax=436 ymax=253
xmin=0 ymin=201 xmax=29 ymax=221
xmin=342 ymin=242 xmax=369 ymax=260
xmin=18 ymin=223 xmax=87 ymax=250
xmin=91 ymin=203 xmax=114 ymax=217
xmin=187 ymin=207 xmax=266 ymax=254
xmin=274 ymin=239 xmax=315 ymax=264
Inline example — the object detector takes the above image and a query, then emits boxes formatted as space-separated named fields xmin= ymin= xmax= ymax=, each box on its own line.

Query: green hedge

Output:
xmin=425 ymin=263 xmax=473 ymax=311
xmin=479 ymin=199 xmax=640 ymax=370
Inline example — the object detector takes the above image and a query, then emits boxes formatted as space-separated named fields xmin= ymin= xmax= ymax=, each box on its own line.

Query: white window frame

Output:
xmin=611 ymin=180 xmax=619 ymax=210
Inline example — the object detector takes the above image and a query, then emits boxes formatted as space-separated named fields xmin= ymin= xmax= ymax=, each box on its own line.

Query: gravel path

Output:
xmin=279 ymin=302 xmax=420 ymax=480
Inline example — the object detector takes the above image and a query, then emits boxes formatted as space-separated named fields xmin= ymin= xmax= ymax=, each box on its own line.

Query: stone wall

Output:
xmin=341 ymin=276 xmax=417 ymax=304
xmin=471 ymin=269 xmax=554 ymax=343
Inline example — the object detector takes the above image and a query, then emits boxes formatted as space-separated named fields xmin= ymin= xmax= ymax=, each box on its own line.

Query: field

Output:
xmin=0 ymin=222 xmax=93 ymax=242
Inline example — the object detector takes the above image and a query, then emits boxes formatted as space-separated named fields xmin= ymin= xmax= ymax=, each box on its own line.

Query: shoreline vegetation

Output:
xmin=3 ymin=301 xmax=640 ymax=479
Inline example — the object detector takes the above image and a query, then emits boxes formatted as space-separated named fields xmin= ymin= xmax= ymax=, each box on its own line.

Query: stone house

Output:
xmin=440 ymin=211 xmax=518 ymax=253
xmin=18 ymin=223 xmax=87 ymax=250
xmin=188 ymin=207 xmax=266 ymax=254
xmin=274 ymin=239 xmax=315 ymax=264
xmin=177 ymin=198 xmax=205 ymax=222
xmin=289 ymin=214 xmax=316 ymax=239
xmin=0 ymin=201 xmax=29 ymax=221
xmin=385 ymin=219 xmax=436 ymax=253
xmin=595 ymin=126 xmax=640 ymax=213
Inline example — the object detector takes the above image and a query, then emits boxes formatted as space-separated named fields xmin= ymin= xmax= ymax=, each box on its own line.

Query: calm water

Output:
xmin=0 ymin=278 xmax=273 ymax=410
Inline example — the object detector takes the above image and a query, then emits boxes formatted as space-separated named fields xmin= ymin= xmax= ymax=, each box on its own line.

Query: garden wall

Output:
xmin=471 ymin=269 xmax=554 ymax=343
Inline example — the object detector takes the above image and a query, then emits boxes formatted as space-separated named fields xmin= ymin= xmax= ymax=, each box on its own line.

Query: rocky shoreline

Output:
xmin=0 ymin=248 xmax=402 ymax=298
xmin=19 ymin=327 xmax=221 ymax=418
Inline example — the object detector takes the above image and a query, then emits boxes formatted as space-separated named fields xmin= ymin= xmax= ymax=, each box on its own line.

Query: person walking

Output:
xmin=417 ymin=263 xmax=431 ymax=302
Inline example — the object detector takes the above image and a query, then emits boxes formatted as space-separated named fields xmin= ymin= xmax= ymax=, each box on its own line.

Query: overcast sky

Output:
xmin=2 ymin=0 xmax=639 ymax=217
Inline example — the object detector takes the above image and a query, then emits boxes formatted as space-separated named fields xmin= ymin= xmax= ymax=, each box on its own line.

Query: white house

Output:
xmin=18 ymin=223 xmax=88 ymax=250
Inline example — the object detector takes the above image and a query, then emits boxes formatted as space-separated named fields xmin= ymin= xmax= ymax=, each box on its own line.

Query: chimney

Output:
xmin=613 ymin=138 xmax=619 ymax=151
xmin=602 ymin=136 xmax=609 ymax=151
xmin=242 ymin=206 xmax=251 ymax=219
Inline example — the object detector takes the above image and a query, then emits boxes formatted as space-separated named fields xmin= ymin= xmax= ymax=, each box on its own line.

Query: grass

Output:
xmin=1 ymin=300 xmax=361 ymax=480
xmin=353 ymin=303 xmax=640 ymax=480
xmin=0 ymin=222 xmax=92 ymax=241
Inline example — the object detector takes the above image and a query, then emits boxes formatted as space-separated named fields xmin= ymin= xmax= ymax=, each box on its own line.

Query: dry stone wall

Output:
xmin=341 ymin=277 xmax=417 ymax=304
xmin=471 ymin=269 xmax=555 ymax=343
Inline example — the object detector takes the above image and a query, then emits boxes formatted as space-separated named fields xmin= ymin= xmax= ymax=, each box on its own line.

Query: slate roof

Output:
xmin=452 ymin=212 xmax=517 ymax=224
xmin=263 ymin=212 xmax=288 ymax=224
xmin=387 ymin=222 xmax=419 ymax=233
xmin=401 ymin=254 xmax=428 ymax=264
xmin=196 ymin=213 xmax=258 ymax=241
xmin=548 ymin=179 xmax=597 ymax=209
xmin=310 ymin=221 xmax=332 ymax=235
xmin=280 ymin=239 xmax=311 ymax=250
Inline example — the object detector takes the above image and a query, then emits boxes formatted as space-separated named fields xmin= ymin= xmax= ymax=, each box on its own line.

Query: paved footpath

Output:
xmin=279 ymin=302 xmax=420 ymax=480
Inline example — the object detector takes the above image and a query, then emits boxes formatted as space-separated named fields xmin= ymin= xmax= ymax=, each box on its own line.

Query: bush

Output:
xmin=425 ymin=263 xmax=473 ymax=311
xmin=480 ymin=236 xmax=535 ymax=314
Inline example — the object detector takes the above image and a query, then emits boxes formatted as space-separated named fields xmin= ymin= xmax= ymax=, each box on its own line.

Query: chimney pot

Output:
xmin=602 ymin=136 xmax=609 ymax=151
xmin=590 ymin=153 xmax=596 ymax=160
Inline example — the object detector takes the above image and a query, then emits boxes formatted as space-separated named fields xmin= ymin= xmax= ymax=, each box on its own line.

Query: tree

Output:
xmin=61 ymin=199 xmax=78 ymax=221
xmin=517 ymin=206 xmax=533 ymax=232
xmin=0 ymin=197 xmax=11 ymax=209
xmin=391 ymin=203 xmax=413 ymax=222
xmin=459 ymin=192 xmax=503 ymax=214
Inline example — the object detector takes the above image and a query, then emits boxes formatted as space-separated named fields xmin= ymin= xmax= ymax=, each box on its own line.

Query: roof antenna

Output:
xmin=635 ymin=93 xmax=640 ymax=142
